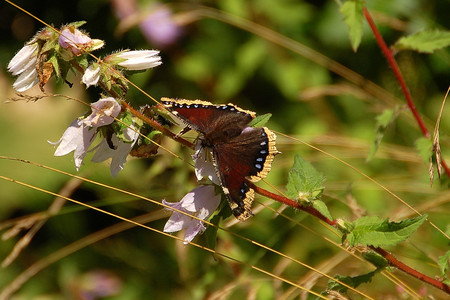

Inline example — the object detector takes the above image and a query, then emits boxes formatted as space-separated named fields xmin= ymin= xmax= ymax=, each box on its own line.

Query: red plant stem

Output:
xmin=248 ymin=182 xmax=336 ymax=226
xmin=363 ymin=7 xmax=429 ymax=138
xmin=249 ymin=182 xmax=450 ymax=293
xmin=372 ymin=247 xmax=450 ymax=294
xmin=363 ymin=7 xmax=450 ymax=178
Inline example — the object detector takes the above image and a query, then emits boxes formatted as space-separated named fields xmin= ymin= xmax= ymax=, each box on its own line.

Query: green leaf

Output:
xmin=48 ymin=55 xmax=60 ymax=78
xmin=346 ymin=215 xmax=427 ymax=247
xmin=236 ymin=38 xmax=266 ymax=76
xmin=248 ymin=113 xmax=272 ymax=127
xmin=394 ymin=29 xmax=450 ymax=54
xmin=415 ymin=137 xmax=433 ymax=163
xmin=367 ymin=108 xmax=397 ymax=162
xmin=68 ymin=20 xmax=87 ymax=29
xmin=438 ymin=250 xmax=450 ymax=277
xmin=204 ymin=214 xmax=221 ymax=251
xmin=340 ymin=0 xmax=364 ymax=51
xmin=286 ymin=155 xmax=326 ymax=204
xmin=362 ymin=251 xmax=389 ymax=269
xmin=312 ymin=200 xmax=333 ymax=221
xmin=327 ymin=271 xmax=376 ymax=293
xmin=145 ymin=130 xmax=162 ymax=144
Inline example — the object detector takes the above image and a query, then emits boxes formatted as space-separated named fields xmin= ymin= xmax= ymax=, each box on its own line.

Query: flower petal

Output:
xmin=82 ymin=64 xmax=101 ymax=87
xmin=83 ymin=97 xmax=121 ymax=127
xmin=162 ymin=185 xmax=221 ymax=243
xmin=193 ymin=144 xmax=220 ymax=185
xmin=8 ymin=44 xmax=38 ymax=76
xmin=53 ymin=119 xmax=97 ymax=170
xmin=91 ymin=125 xmax=139 ymax=177
xmin=116 ymin=50 xmax=162 ymax=70
xmin=12 ymin=66 xmax=39 ymax=92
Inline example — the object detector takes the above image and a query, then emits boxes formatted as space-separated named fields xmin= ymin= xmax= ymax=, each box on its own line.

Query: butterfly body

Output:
xmin=162 ymin=98 xmax=278 ymax=221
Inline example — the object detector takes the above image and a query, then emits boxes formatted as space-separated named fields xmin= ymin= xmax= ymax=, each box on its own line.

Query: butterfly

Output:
xmin=162 ymin=98 xmax=278 ymax=221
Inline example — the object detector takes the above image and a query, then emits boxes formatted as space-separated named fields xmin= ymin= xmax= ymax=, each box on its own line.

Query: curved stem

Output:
xmin=250 ymin=182 xmax=450 ymax=294
xmin=363 ymin=7 xmax=450 ymax=178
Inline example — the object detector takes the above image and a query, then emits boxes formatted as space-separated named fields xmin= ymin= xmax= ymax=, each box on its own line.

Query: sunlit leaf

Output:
xmin=346 ymin=215 xmax=427 ymax=247
xmin=394 ymin=29 xmax=450 ymax=53
xmin=415 ymin=137 xmax=433 ymax=163
xmin=438 ymin=250 xmax=450 ymax=277
xmin=312 ymin=200 xmax=333 ymax=221
xmin=340 ymin=0 xmax=364 ymax=51
xmin=286 ymin=155 xmax=326 ymax=204
xmin=249 ymin=113 xmax=272 ymax=127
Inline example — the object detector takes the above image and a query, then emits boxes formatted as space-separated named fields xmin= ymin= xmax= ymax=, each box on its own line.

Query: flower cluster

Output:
xmin=161 ymin=142 xmax=222 ymax=243
xmin=163 ymin=185 xmax=221 ymax=244
xmin=8 ymin=21 xmax=221 ymax=245
xmin=7 ymin=22 xmax=161 ymax=94
xmin=51 ymin=97 xmax=139 ymax=176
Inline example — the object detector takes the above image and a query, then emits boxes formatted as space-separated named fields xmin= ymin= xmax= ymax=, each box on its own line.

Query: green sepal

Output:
xmin=248 ymin=113 xmax=272 ymax=127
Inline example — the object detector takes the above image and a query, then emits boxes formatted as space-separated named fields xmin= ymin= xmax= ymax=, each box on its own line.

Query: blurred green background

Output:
xmin=0 ymin=0 xmax=449 ymax=299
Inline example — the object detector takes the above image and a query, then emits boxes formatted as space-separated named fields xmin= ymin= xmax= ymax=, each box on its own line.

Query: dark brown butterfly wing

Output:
xmin=162 ymin=98 xmax=255 ymax=136
xmin=213 ymin=127 xmax=277 ymax=220
xmin=162 ymin=97 xmax=278 ymax=221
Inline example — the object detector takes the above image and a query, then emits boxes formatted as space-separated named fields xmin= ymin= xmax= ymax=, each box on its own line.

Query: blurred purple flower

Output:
xmin=163 ymin=185 xmax=221 ymax=244
xmin=112 ymin=0 xmax=181 ymax=47
xmin=78 ymin=270 xmax=122 ymax=300
xmin=139 ymin=5 xmax=182 ymax=48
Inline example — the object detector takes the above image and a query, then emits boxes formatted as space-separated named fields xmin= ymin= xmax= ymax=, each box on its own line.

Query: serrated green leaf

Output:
xmin=327 ymin=271 xmax=376 ymax=293
xmin=286 ymin=155 xmax=326 ymax=203
xmin=248 ymin=113 xmax=272 ymax=127
xmin=394 ymin=29 xmax=450 ymax=54
xmin=415 ymin=137 xmax=433 ymax=163
xmin=346 ymin=215 xmax=427 ymax=247
xmin=312 ymin=200 xmax=332 ymax=221
xmin=48 ymin=55 xmax=60 ymax=78
xmin=340 ymin=0 xmax=364 ymax=51
xmin=367 ymin=108 xmax=397 ymax=162
xmin=362 ymin=251 xmax=389 ymax=268
xmin=438 ymin=250 xmax=450 ymax=277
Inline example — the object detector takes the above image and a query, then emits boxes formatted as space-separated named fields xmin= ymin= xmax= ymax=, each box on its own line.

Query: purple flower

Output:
xmin=83 ymin=97 xmax=122 ymax=127
xmin=114 ymin=50 xmax=162 ymax=70
xmin=139 ymin=5 xmax=182 ymax=48
xmin=7 ymin=43 xmax=39 ymax=92
xmin=53 ymin=119 xmax=97 ymax=170
xmin=163 ymin=185 xmax=221 ymax=244
xmin=59 ymin=28 xmax=104 ymax=56
xmin=91 ymin=125 xmax=139 ymax=177
xmin=51 ymin=97 xmax=121 ymax=171
xmin=111 ymin=0 xmax=182 ymax=48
